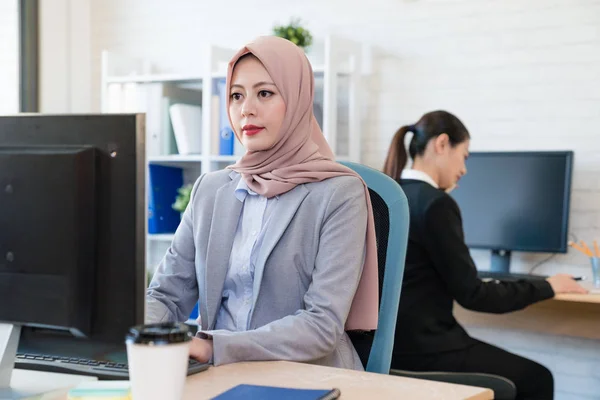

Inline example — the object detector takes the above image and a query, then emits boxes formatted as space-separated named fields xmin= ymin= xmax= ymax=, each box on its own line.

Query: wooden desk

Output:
xmin=455 ymin=293 xmax=600 ymax=340
xmin=35 ymin=361 xmax=492 ymax=400
xmin=183 ymin=361 xmax=493 ymax=400
xmin=554 ymin=292 xmax=600 ymax=304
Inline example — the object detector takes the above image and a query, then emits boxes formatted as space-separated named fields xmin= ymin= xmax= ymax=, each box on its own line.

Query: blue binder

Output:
xmin=148 ymin=164 xmax=184 ymax=234
xmin=217 ymin=78 xmax=234 ymax=155
xmin=211 ymin=384 xmax=340 ymax=400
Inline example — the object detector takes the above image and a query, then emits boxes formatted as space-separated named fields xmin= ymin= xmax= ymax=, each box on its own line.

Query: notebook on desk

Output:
xmin=211 ymin=384 xmax=341 ymax=400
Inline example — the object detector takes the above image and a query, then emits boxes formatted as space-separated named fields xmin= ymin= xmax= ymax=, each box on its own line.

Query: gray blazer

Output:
xmin=146 ymin=169 xmax=368 ymax=370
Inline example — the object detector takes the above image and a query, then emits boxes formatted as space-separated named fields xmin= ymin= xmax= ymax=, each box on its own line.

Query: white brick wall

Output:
xmin=0 ymin=0 xmax=19 ymax=114
xmin=87 ymin=0 xmax=600 ymax=398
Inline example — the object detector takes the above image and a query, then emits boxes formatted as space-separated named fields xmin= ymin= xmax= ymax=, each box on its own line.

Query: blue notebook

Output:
xmin=211 ymin=384 xmax=341 ymax=400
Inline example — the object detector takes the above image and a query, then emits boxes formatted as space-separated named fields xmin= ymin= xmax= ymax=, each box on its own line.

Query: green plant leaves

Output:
xmin=272 ymin=18 xmax=313 ymax=49
xmin=172 ymin=183 xmax=193 ymax=213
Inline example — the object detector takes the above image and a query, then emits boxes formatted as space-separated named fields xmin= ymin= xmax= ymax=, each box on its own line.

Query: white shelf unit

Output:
xmin=148 ymin=233 xmax=175 ymax=242
xmin=100 ymin=35 xmax=367 ymax=272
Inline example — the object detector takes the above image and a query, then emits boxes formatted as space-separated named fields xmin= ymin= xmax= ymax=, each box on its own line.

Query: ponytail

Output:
xmin=383 ymin=111 xmax=470 ymax=181
xmin=383 ymin=125 xmax=411 ymax=181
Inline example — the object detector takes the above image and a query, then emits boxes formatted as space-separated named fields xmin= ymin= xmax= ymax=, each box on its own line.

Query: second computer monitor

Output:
xmin=450 ymin=151 xmax=573 ymax=273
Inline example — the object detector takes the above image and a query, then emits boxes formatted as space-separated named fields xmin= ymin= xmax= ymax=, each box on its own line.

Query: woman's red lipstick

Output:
xmin=242 ymin=124 xmax=264 ymax=136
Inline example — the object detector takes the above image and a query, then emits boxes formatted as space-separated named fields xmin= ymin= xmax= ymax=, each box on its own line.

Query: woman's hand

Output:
xmin=189 ymin=337 xmax=213 ymax=363
xmin=546 ymin=274 xmax=589 ymax=295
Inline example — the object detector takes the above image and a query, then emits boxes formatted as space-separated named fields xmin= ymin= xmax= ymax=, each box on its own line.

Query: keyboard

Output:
xmin=14 ymin=352 xmax=210 ymax=380
xmin=477 ymin=271 xmax=549 ymax=281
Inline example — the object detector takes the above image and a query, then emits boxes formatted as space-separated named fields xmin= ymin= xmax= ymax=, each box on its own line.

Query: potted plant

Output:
xmin=172 ymin=183 xmax=193 ymax=219
xmin=147 ymin=269 xmax=154 ymax=287
xmin=272 ymin=18 xmax=313 ymax=50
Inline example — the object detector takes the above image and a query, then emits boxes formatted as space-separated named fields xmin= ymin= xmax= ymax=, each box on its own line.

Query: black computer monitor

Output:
xmin=450 ymin=151 xmax=573 ymax=273
xmin=0 ymin=114 xmax=146 ymax=392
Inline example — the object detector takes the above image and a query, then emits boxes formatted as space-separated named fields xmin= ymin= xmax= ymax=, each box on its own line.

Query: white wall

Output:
xmin=85 ymin=1 xmax=600 ymax=398
xmin=0 ymin=0 xmax=19 ymax=114
xmin=39 ymin=0 xmax=92 ymax=113
xmin=88 ymin=2 xmax=600 ymax=271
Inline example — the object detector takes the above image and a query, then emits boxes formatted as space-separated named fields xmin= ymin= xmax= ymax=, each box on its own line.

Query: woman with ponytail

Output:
xmin=384 ymin=110 xmax=586 ymax=400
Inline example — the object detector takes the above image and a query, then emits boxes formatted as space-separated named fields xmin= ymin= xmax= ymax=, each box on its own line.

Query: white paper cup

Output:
xmin=125 ymin=322 xmax=192 ymax=400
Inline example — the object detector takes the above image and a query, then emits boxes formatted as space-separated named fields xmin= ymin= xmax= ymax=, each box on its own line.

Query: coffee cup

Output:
xmin=125 ymin=322 xmax=192 ymax=400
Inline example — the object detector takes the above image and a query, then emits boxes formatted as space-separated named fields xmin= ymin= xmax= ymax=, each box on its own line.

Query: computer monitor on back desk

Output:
xmin=0 ymin=114 xmax=146 ymax=397
xmin=450 ymin=151 xmax=573 ymax=275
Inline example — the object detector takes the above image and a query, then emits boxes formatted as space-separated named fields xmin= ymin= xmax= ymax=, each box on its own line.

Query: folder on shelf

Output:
xmin=162 ymin=85 xmax=203 ymax=155
xmin=169 ymin=103 xmax=202 ymax=155
xmin=148 ymin=164 xmax=184 ymax=234
xmin=217 ymin=78 xmax=234 ymax=156
xmin=211 ymin=95 xmax=221 ymax=155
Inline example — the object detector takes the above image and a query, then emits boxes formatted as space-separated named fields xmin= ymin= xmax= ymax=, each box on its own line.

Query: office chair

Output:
xmin=339 ymin=161 xmax=410 ymax=374
xmin=389 ymin=369 xmax=516 ymax=400
xmin=340 ymin=162 xmax=517 ymax=400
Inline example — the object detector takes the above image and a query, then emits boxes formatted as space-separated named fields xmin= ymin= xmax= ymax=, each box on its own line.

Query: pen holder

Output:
xmin=591 ymin=257 xmax=600 ymax=288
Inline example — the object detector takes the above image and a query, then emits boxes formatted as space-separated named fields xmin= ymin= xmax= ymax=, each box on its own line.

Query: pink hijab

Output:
xmin=226 ymin=36 xmax=378 ymax=331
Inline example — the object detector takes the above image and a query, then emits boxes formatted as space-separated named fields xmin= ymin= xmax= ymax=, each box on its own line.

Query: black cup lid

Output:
xmin=125 ymin=322 xmax=192 ymax=345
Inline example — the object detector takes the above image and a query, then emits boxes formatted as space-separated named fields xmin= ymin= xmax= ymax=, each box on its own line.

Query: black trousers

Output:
xmin=391 ymin=339 xmax=554 ymax=400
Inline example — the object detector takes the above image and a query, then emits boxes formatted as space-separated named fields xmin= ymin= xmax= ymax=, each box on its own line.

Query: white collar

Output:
xmin=229 ymin=171 xmax=256 ymax=202
xmin=229 ymin=170 xmax=278 ymax=201
xmin=400 ymin=169 xmax=439 ymax=189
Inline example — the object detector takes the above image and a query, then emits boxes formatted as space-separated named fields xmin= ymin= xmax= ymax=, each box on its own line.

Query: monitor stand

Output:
xmin=0 ymin=323 xmax=92 ymax=399
xmin=490 ymin=250 xmax=511 ymax=274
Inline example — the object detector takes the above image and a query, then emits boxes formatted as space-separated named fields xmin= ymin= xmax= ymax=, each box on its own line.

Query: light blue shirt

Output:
xmin=213 ymin=172 xmax=277 ymax=331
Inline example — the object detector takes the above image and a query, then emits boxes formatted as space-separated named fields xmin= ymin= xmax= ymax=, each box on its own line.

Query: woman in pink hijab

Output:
xmin=146 ymin=36 xmax=379 ymax=370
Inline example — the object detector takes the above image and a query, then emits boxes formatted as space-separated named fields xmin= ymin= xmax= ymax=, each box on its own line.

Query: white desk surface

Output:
xmin=7 ymin=369 xmax=96 ymax=399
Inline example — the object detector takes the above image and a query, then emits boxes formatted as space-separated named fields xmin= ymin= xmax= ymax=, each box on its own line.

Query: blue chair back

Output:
xmin=340 ymin=161 xmax=410 ymax=374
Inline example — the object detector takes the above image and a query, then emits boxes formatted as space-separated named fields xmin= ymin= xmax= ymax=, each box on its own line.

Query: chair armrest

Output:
xmin=390 ymin=369 xmax=516 ymax=400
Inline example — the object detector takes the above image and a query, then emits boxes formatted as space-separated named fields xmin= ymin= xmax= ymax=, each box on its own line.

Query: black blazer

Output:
xmin=393 ymin=179 xmax=554 ymax=356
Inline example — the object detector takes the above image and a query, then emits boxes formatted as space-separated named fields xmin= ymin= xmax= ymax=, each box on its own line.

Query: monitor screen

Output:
xmin=0 ymin=146 xmax=97 ymax=337
xmin=450 ymin=151 xmax=573 ymax=254
xmin=0 ymin=114 xmax=146 ymax=363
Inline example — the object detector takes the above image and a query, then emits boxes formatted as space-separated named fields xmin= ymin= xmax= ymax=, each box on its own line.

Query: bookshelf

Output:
xmin=100 ymin=34 xmax=366 ymax=273
xmin=148 ymin=233 xmax=176 ymax=242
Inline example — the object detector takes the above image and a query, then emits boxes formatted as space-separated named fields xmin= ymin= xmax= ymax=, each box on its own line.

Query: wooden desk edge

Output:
xmin=468 ymin=389 xmax=495 ymax=400
xmin=553 ymin=293 xmax=600 ymax=304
